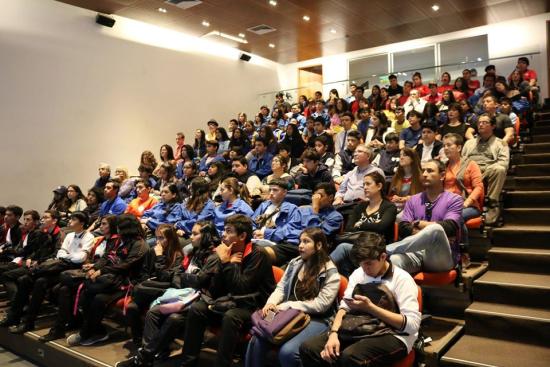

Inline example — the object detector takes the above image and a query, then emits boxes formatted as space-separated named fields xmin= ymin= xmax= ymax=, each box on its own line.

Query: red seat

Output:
xmin=413 ymin=269 xmax=457 ymax=286
xmin=466 ymin=216 xmax=482 ymax=230
xmin=338 ymin=275 xmax=348 ymax=301
xmin=272 ymin=266 xmax=284 ymax=283
xmin=393 ymin=222 xmax=399 ymax=242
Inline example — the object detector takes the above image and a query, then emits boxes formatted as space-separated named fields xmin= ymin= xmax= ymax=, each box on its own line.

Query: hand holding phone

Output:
xmin=265 ymin=310 xmax=276 ymax=322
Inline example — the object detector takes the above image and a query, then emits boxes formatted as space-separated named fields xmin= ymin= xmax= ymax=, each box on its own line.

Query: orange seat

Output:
xmin=338 ymin=275 xmax=348 ymax=301
xmin=272 ymin=266 xmax=285 ymax=283
xmin=393 ymin=222 xmax=399 ymax=242
xmin=413 ymin=269 xmax=457 ymax=286
xmin=465 ymin=216 xmax=482 ymax=229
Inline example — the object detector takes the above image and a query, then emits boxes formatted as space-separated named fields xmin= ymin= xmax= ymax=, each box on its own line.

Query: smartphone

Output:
xmin=265 ymin=310 xmax=276 ymax=322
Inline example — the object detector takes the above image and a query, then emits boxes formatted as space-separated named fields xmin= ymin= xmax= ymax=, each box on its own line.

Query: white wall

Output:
xmin=0 ymin=0 xmax=280 ymax=210
xmin=279 ymin=13 xmax=550 ymax=99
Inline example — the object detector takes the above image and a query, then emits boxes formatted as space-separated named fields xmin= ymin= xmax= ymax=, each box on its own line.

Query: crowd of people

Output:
xmin=0 ymin=57 xmax=538 ymax=367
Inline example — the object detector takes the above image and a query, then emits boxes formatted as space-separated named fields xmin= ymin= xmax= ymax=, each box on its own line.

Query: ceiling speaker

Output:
xmin=96 ymin=14 xmax=115 ymax=28
xmin=240 ymin=53 xmax=252 ymax=62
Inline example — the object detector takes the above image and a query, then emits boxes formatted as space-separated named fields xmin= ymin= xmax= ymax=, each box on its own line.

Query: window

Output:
xmin=349 ymin=54 xmax=388 ymax=92
xmin=392 ymin=46 xmax=436 ymax=82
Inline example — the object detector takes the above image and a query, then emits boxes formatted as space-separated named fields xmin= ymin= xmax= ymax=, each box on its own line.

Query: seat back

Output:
xmin=272 ymin=266 xmax=285 ymax=283
xmin=338 ymin=275 xmax=348 ymax=301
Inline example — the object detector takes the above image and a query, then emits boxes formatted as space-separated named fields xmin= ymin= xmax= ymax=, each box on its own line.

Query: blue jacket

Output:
xmin=174 ymin=200 xmax=216 ymax=233
xmin=99 ymin=196 xmax=127 ymax=216
xmin=142 ymin=201 xmax=183 ymax=231
xmin=248 ymin=152 xmax=273 ymax=180
xmin=213 ymin=198 xmax=254 ymax=234
xmin=252 ymin=201 xmax=302 ymax=245
xmin=300 ymin=206 xmax=343 ymax=237
xmin=198 ymin=154 xmax=224 ymax=173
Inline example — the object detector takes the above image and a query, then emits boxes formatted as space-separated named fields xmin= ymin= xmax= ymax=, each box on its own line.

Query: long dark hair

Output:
xmin=295 ymin=227 xmax=331 ymax=301
xmin=182 ymin=144 xmax=195 ymax=162
xmin=68 ymin=184 xmax=85 ymax=202
xmin=101 ymin=214 xmax=118 ymax=237
xmin=372 ymin=111 xmax=389 ymax=142
xmin=186 ymin=177 xmax=210 ymax=213
xmin=155 ymin=224 xmax=183 ymax=268
xmin=159 ymin=144 xmax=175 ymax=162
xmin=117 ymin=214 xmax=145 ymax=242
xmin=194 ymin=129 xmax=206 ymax=151
xmin=193 ymin=220 xmax=220 ymax=262
xmin=390 ymin=147 xmax=422 ymax=196
xmin=229 ymin=128 xmax=250 ymax=153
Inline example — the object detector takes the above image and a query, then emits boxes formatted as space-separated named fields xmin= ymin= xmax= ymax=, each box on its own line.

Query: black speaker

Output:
xmin=96 ymin=14 xmax=115 ymax=28
xmin=239 ymin=53 xmax=252 ymax=62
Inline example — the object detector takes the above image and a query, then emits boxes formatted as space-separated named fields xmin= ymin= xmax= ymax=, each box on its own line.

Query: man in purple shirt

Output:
xmin=388 ymin=160 xmax=463 ymax=274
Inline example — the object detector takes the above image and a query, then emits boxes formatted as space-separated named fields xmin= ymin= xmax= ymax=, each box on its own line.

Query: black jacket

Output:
xmin=296 ymin=164 xmax=334 ymax=191
xmin=415 ymin=140 xmax=443 ymax=160
xmin=93 ymin=237 xmax=149 ymax=283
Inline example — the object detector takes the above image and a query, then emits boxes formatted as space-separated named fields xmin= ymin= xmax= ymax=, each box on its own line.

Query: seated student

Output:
xmin=300 ymin=232 xmax=420 ymax=367
xmin=330 ymin=172 xmax=398 ymax=277
xmin=115 ymin=167 xmax=135 ymax=200
xmin=248 ymin=137 xmax=274 ymax=180
xmin=260 ymin=154 xmax=295 ymax=199
xmin=278 ymin=144 xmax=300 ymax=171
xmin=83 ymin=187 xmax=104 ymax=227
xmin=67 ymin=215 xmax=148 ymax=346
xmin=141 ymin=184 xmax=183 ymax=236
xmin=138 ymin=164 xmax=158 ymax=191
xmin=230 ymin=156 xmax=263 ymax=197
xmin=179 ymin=214 xmax=275 ymax=367
xmin=388 ymin=148 xmax=423 ymax=215
xmin=246 ymin=227 xmax=340 ymax=367
xmin=311 ymin=100 xmax=330 ymax=127
xmin=213 ymin=177 xmax=254 ymax=234
xmin=206 ymin=161 xmax=226 ymax=195
xmin=334 ymin=112 xmax=356 ymax=155
xmin=176 ymin=161 xmax=198 ymax=198
xmin=252 ymin=178 xmax=302 ymax=265
xmin=391 ymin=106 xmax=410 ymax=136
xmin=174 ymin=177 xmax=215 ymax=238
xmin=216 ymin=127 xmax=231 ymax=154
xmin=462 ymin=114 xmax=510 ymax=226
xmin=499 ymin=97 xmax=518 ymax=126
xmin=154 ymin=162 xmax=178 ymax=194
xmin=356 ymin=108 xmax=371 ymax=139
xmin=0 ymin=212 xmax=94 ymax=329
xmin=415 ymin=122 xmax=443 ymax=162
xmin=388 ymin=160 xmax=463 ymax=274
xmin=39 ymin=215 xmax=119 ymax=341
xmin=198 ymin=140 xmax=224 ymax=174
xmin=300 ymin=183 xmax=344 ymax=240
xmin=372 ymin=132 xmax=400 ymax=178
xmin=314 ymin=135 xmax=336 ymax=173
xmin=94 ymin=163 xmax=111 ymax=189
xmin=333 ymin=145 xmax=384 ymax=206
xmin=295 ymin=148 xmax=334 ymax=192
xmin=301 ymin=116 xmax=316 ymax=144
xmin=399 ymin=110 xmax=423 ymax=149
xmin=117 ymin=221 xmax=220 ymax=367
xmin=100 ymin=179 xmax=128 ymax=218
xmin=124 ymin=224 xmax=183 ymax=346
xmin=479 ymin=95 xmax=514 ymax=146
xmin=365 ymin=111 xmax=394 ymax=150
xmin=67 ymin=185 xmax=88 ymax=213
xmin=332 ymin=130 xmax=361 ymax=184
xmin=0 ymin=205 xmax=23 ymax=260
xmin=308 ymin=117 xmax=334 ymax=152
xmin=436 ymin=102 xmax=475 ymax=142
xmin=125 ymin=179 xmax=158 ymax=219
xmin=47 ymin=186 xmax=70 ymax=214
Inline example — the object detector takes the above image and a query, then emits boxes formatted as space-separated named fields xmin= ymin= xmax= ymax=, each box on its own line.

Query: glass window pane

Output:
xmin=393 ymin=46 xmax=435 ymax=83
xmin=440 ymin=35 xmax=488 ymax=82
xmin=349 ymin=54 xmax=388 ymax=91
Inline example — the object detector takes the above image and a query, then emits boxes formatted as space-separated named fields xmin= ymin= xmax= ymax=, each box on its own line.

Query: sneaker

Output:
xmin=9 ymin=322 xmax=34 ymax=334
xmin=80 ymin=333 xmax=109 ymax=346
xmin=485 ymin=206 xmax=501 ymax=226
xmin=0 ymin=316 xmax=18 ymax=328
xmin=39 ymin=328 xmax=65 ymax=342
xmin=115 ymin=356 xmax=140 ymax=367
xmin=66 ymin=333 xmax=82 ymax=346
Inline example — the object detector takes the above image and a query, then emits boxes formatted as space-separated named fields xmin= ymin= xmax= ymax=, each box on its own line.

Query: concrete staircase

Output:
xmin=440 ymin=108 xmax=550 ymax=366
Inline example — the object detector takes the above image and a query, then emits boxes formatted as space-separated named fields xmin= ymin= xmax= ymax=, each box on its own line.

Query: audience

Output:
xmin=388 ymin=148 xmax=423 ymax=215
xmin=399 ymin=110 xmax=423 ymax=149
xmin=94 ymin=163 xmax=112 ymax=189
xmin=174 ymin=177 xmax=215 ymax=238
xmin=213 ymin=177 xmax=254 ymax=234
xmin=332 ymin=129 xmax=361 ymax=183
xmin=372 ymin=132 xmax=400 ymax=178
xmin=415 ymin=122 xmax=443 ymax=162
xmin=141 ymin=184 xmax=182 ymax=235
xmin=295 ymin=149 xmax=334 ymax=192
xmin=248 ymin=137 xmax=274 ymax=180
xmin=125 ymin=179 xmax=158 ymax=219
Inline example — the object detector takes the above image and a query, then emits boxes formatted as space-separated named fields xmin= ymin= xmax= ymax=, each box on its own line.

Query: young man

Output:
xmin=345 ymin=83 xmax=357 ymax=104
xmin=300 ymin=232 xmax=420 ymax=367
xmin=356 ymin=107 xmax=371 ymax=139
xmin=125 ymin=179 xmax=158 ymax=219
xmin=391 ymin=106 xmax=410 ymax=136
xmin=462 ymin=68 xmax=480 ymax=95
xmin=389 ymin=160 xmax=463 ymax=274
xmin=480 ymin=95 xmax=514 ymax=145
xmin=300 ymin=183 xmax=343 ymax=239
xmin=231 ymin=156 xmax=262 ymax=197
xmin=412 ymin=72 xmax=429 ymax=97
xmin=248 ymin=137 xmax=274 ymax=180
xmin=198 ymin=140 xmax=224 ymax=174
xmin=295 ymin=148 xmax=334 ymax=191
xmin=333 ymin=130 xmax=361 ymax=183
xmin=273 ymin=92 xmax=292 ymax=113
xmin=387 ymin=74 xmax=403 ymax=97
xmin=415 ymin=122 xmax=443 ymax=162
xmin=0 ymin=211 xmax=94 ymax=330
xmin=462 ymin=114 xmax=510 ymax=225
xmin=333 ymin=145 xmax=384 ymax=205
xmin=174 ymin=132 xmax=186 ymax=162
xmin=372 ymin=132 xmax=401 ymax=178
xmin=179 ymin=214 xmax=275 ymax=367
xmin=399 ymin=110 xmax=423 ymax=149
xmin=516 ymin=56 xmax=538 ymax=87
xmin=334 ymin=112 xmax=356 ymax=155
xmin=289 ymin=103 xmax=306 ymax=130
xmin=206 ymin=119 xmax=218 ymax=141
xmin=259 ymin=106 xmax=271 ymax=125
xmin=314 ymin=135 xmax=335 ymax=173
xmin=0 ymin=205 xmax=23 ymax=260
xmin=350 ymin=86 xmax=364 ymax=115
xmin=89 ymin=180 xmax=128 ymax=232
xmin=308 ymin=117 xmax=334 ymax=151
xmin=311 ymin=100 xmax=330 ymax=127
xmin=252 ymin=178 xmax=302 ymax=265
xmin=500 ymin=97 xmax=518 ymax=126
xmin=423 ymin=81 xmax=441 ymax=104
xmin=398 ymin=81 xmax=413 ymax=107
xmin=94 ymin=163 xmax=111 ymax=189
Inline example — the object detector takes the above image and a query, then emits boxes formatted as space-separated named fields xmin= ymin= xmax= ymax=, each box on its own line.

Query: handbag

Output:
xmin=201 ymin=292 xmax=260 ymax=314
xmin=335 ymin=231 xmax=368 ymax=244
xmin=156 ymin=288 xmax=201 ymax=315
xmin=251 ymin=308 xmax=311 ymax=345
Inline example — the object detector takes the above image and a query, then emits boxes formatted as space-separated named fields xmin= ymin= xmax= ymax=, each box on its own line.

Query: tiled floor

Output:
xmin=0 ymin=347 xmax=37 ymax=366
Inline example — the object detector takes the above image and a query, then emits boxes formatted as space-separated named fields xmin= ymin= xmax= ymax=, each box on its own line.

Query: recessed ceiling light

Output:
xmin=269 ymin=0 xmax=277 ymax=6
xmin=477 ymin=57 xmax=482 ymax=61
xmin=303 ymin=15 xmax=310 ymax=21
xmin=330 ymin=28 xmax=337 ymax=34
xmin=157 ymin=7 xmax=167 ymax=13
xmin=268 ymin=43 xmax=275 ymax=48
xmin=431 ymin=4 xmax=440 ymax=11
xmin=202 ymin=20 xmax=210 ymax=27
xmin=238 ymin=33 xmax=246 ymax=38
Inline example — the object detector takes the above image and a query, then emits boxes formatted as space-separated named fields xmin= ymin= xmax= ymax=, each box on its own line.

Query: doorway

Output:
xmin=298 ymin=65 xmax=323 ymax=99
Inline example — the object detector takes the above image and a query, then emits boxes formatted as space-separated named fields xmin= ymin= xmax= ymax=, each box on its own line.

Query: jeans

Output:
xmin=245 ymin=319 xmax=327 ymax=367
xmin=461 ymin=207 xmax=481 ymax=249
xmin=386 ymin=223 xmax=454 ymax=274
xmin=330 ymin=243 xmax=355 ymax=278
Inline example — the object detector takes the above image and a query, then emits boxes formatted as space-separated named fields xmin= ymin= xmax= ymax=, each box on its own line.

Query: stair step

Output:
xmin=522 ymin=153 xmax=550 ymax=164
xmin=488 ymin=247 xmax=550 ymax=274
xmin=515 ymin=163 xmax=550 ymax=176
xmin=531 ymin=134 xmax=550 ymax=143
xmin=465 ymin=301 xmax=550 ymax=346
xmin=523 ymin=142 xmax=550 ymax=154
xmin=502 ymin=208 xmax=550 ymax=226
xmin=491 ymin=225 xmax=550 ymax=248
xmin=440 ymin=335 xmax=550 ymax=367
xmin=535 ymin=119 xmax=550 ymax=128
xmin=511 ymin=176 xmax=550 ymax=190
xmin=534 ymin=111 xmax=550 ymax=121
xmin=474 ymin=271 xmax=550 ymax=308
xmin=533 ymin=125 xmax=550 ymax=134
xmin=503 ymin=190 xmax=550 ymax=207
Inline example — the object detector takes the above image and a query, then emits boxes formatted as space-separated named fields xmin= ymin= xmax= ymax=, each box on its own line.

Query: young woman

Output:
xmin=175 ymin=145 xmax=196 ymax=179
xmin=246 ymin=227 xmax=340 ymax=367
xmin=140 ymin=151 xmax=158 ymax=175
xmin=237 ymin=112 xmax=248 ymax=128
xmin=206 ymin=161 xmax=226 ymax=194
xmin=228 ymin=127 xmax=251 ymax=156
xmin=193 ymin=129 xmax=207 ymax=159
xmin=271 ymin=108 xmax=287 ymax=130
xmin=452 ymin=77 xmax=468 ymax=101
xmin=213 ymin=177 xmax=254 ymax=234
xmin=154 ymin=162 xmax=177 ymax=194
xmin=260 ymin=155 xmax=295 ymax=199
xmin=459 ymin=99 xmax=477 ymax=127
xmin=66 ymin=214 xmax=148 ymax=346
xmin=379 ymin=87 xmax=390 ymax=111
xmin=175 ymin=177 xmax=215 ymax=237
xmin=280 ymin=124 xmax=305 ymax=159
xmin=47 ymin=187 xmax=70 ymax=214
xmin=215 ymin=127 xmax=231 ymax=154
xmin=258 ymin=125 xmax=279 ymax=154
xmin=125 ymin=224 xmax=184 ymax=345
xmin=366 ymin=111 xmax=395 ymax=150
xmin=330 ymin=172 xmax=398 ymax=277
xmin=367 ymin=85 xmax=382 ymax=111
xmin=244 ymin=120 xmax=258 ymax=142
xmin=388 ymin=147 xmax=423 ymax=214
xmin=141 ymin=184 xmax=183 ymax=235
xmin=67 ymin=185 xmax=87 ymax=213
xmin=159 ymin=145 xmax=175 ymax=165
xmin=328 ymin=88 xmax=339 ymax=105
xmin=437 ymin=102 xmax=474 ymax=141
xmin=83 ymin=187 xmax=104 ymax=227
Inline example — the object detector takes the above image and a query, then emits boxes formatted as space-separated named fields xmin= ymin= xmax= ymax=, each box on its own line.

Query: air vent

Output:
xmin=247 ymin=24 xmax=277 ymax=35
xmin=165 ymin=0 xmax=202 ymax=10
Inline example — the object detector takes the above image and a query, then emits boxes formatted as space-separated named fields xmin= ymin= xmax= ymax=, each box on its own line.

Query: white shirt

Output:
xmin=56 ymin=231 xmax=95 ymax=264
xmin=421 ymin=142 xmax=434 ymax=162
